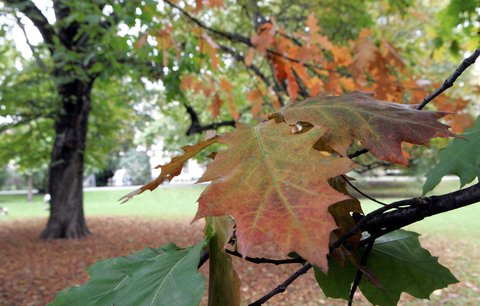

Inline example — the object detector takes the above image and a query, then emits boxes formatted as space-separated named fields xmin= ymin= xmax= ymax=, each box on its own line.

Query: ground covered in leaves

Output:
xmin=1 ymin=217 xmax=479 ymax=306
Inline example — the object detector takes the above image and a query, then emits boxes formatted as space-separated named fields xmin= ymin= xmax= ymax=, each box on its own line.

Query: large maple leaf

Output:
xmin=193 ymin=120 xmax=356 ymax=270
xmin=277 ymin=91 xmax=455 ymax=165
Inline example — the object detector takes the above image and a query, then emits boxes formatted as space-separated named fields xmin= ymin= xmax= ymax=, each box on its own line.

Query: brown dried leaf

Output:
xmin=119 ymin=137 xmax=219 ymax=203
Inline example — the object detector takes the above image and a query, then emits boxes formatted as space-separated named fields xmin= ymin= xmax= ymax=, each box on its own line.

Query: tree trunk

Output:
xmin=40 ymin=78 xmax=93 ymax=239
xmin=26 ymin=174 xmax=33 ymax=202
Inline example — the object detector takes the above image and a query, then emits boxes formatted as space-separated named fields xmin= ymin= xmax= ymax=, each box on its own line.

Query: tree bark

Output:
xmin=27 ymin=174 xmax=33 ymax=202
xmin=40 ymin=78 xmax=93 ymax=239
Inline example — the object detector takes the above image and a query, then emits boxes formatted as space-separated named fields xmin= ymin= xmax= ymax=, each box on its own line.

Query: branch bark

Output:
xmin=248 ymin=264 xmax=313 ymax=305
xmin=183 ymin=104 xmax=236 ymax=136
xmin=333 ymin=181 xmax=480 ymax=250
xmin=225 ymin=249 xmax=304 ymax=265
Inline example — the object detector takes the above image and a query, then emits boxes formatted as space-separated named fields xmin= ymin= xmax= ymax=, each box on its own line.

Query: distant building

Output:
xmin=111 ymin=141 xmax=205 ymax=187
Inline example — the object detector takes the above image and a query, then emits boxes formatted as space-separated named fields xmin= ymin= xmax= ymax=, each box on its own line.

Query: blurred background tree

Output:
xmin=0 ymin=0 xmax=478 ymax=238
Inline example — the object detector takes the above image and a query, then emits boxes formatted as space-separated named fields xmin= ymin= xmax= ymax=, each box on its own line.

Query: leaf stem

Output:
xmin=341 ymin=175 xmax=387 ymax=206
xmin=348 ymin=238 xmax=375 ymax=306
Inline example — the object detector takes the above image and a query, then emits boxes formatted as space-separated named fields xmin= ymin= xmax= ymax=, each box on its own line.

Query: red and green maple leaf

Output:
xmin=194 ymin=120 xmax=356 ymax=270
xmin=277 ymin=91 xmax=455 ymax=165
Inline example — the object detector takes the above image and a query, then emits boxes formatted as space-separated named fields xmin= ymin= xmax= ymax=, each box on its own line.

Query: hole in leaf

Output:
xmin=291 ymin=121 xmax=313 ymax=134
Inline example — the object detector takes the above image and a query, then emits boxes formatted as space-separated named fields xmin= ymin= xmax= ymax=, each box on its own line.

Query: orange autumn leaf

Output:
xmin=272 ymin=95 xmax=282 ymax=109
xmin=381 ymin=40 xmax=405 ymax=71
xmin=446 ymin=113 xmax=475 ymax=133
xmin=180 ymin=75 xmax=195 ymax=91
xmin=351 ymin=34 xmax=378 ymax=80
xmin=195 ymin=0 xmax=203 ymax=11
xmin=272 ymin=57 xmax=288 ymax=83
xmin=206 ymin=0 xmax=223 ymax=8
xmin=308 ymin=77 xmax=323 ymax=97
xmin=306 ymin=13 xmax=320 ymax=34
xmin=200 ymin=32 xmax=219 ymax=69
xmin=330 ymin=45 xmax=352 ymax=66
xmin=401 ymin=143 xmax=414 ymax=160
xmin=226 ymin=96 xmax=239 ymax=120
xmin=210 ymin=94 xmax=223 ymax=118
xmin=218 ymin=78 xmax=238 ymax=119
xmin=305 ymin=13 xmax=333 ymax=51
xmin=247 ymin=89 xmax=263 ymax=117
xmin=324 ymin=71 xmax=340 ymax=94
xmin=251 ymin=22 xmax=276 ymax=54
xmin=339 ymin=77 xmax=356 ymax=91
xmin=278 ymin=91 xmax=456 ymax=165
xmin=433 ymin=97 xmax=469 ymax=113
xmin=245 ymin=48 xmax=255 ymax=66
xmin=286 ymin=68 xmax=299 ymax=100
xmin=219 ymin=77 xmax=233 ymax=92
xmin=135 ymin=33 xmax=149 ymax=49
xmin=194 ymin=121 xmax=356 ymax=271
xmin=119 ymin=137 xmax=219 ymax=203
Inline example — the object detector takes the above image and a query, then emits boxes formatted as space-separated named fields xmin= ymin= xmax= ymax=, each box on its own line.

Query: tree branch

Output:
xmin=225 ymin=249 xmax=304 ymax=265
xmin=0 ymin=113 xmax=51 ymax=134
xmin=248 ymin=263 xmax=313 ymax=306
xmin=218 ymin=44 xmax=270 ymax=86
xmin=4 ymin=0 xmax=56 ymax=54
xmin=163 ymin=0 xmax=251 ymax=46
xmin=332 ymin=181 xmax=480 ymax=250
xmin=417 ymin=48 xmax=480 ymax=110
xmin=183 ymin=103 xmax=236 ymax=136
xmin=13 ymin=13 xmax=48 ymax=72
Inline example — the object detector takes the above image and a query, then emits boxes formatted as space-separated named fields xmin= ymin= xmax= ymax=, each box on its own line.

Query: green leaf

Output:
xmin=423 ymin=116 xmax=480 ymax=194
xmin=315 ymin=230 xmax=458 ymax=306
xmin=314 ymin=254 xmax=356 ymax=300
xmin=50 ymin=241 xmax=206 ymax=306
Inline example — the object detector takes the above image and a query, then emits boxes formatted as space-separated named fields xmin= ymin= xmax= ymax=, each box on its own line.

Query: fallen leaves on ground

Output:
xmin=0 ymin=218 xmax=478 ymax=306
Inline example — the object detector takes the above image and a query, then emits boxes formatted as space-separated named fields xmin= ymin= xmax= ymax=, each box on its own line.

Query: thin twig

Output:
xmin=249 ymin=263 xmax=313 ymax=305
xmin=225 ymin=249 xmax=304 ymax=265
xmin=218 ymin=44 xmax=271 ymax=86
xmin=417 ymin=48 xmax=480 ymax=110
xmin=348 ymin=239 xmax=375 ymax=306
xmin=341 ymin=175 xmax=387 ymax=206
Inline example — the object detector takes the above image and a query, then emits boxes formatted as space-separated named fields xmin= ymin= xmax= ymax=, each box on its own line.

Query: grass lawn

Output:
xmin=1 ymin=182 xmax=478 ymax=243
xmin=0 ymin=185 xmax=205 ymax=222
